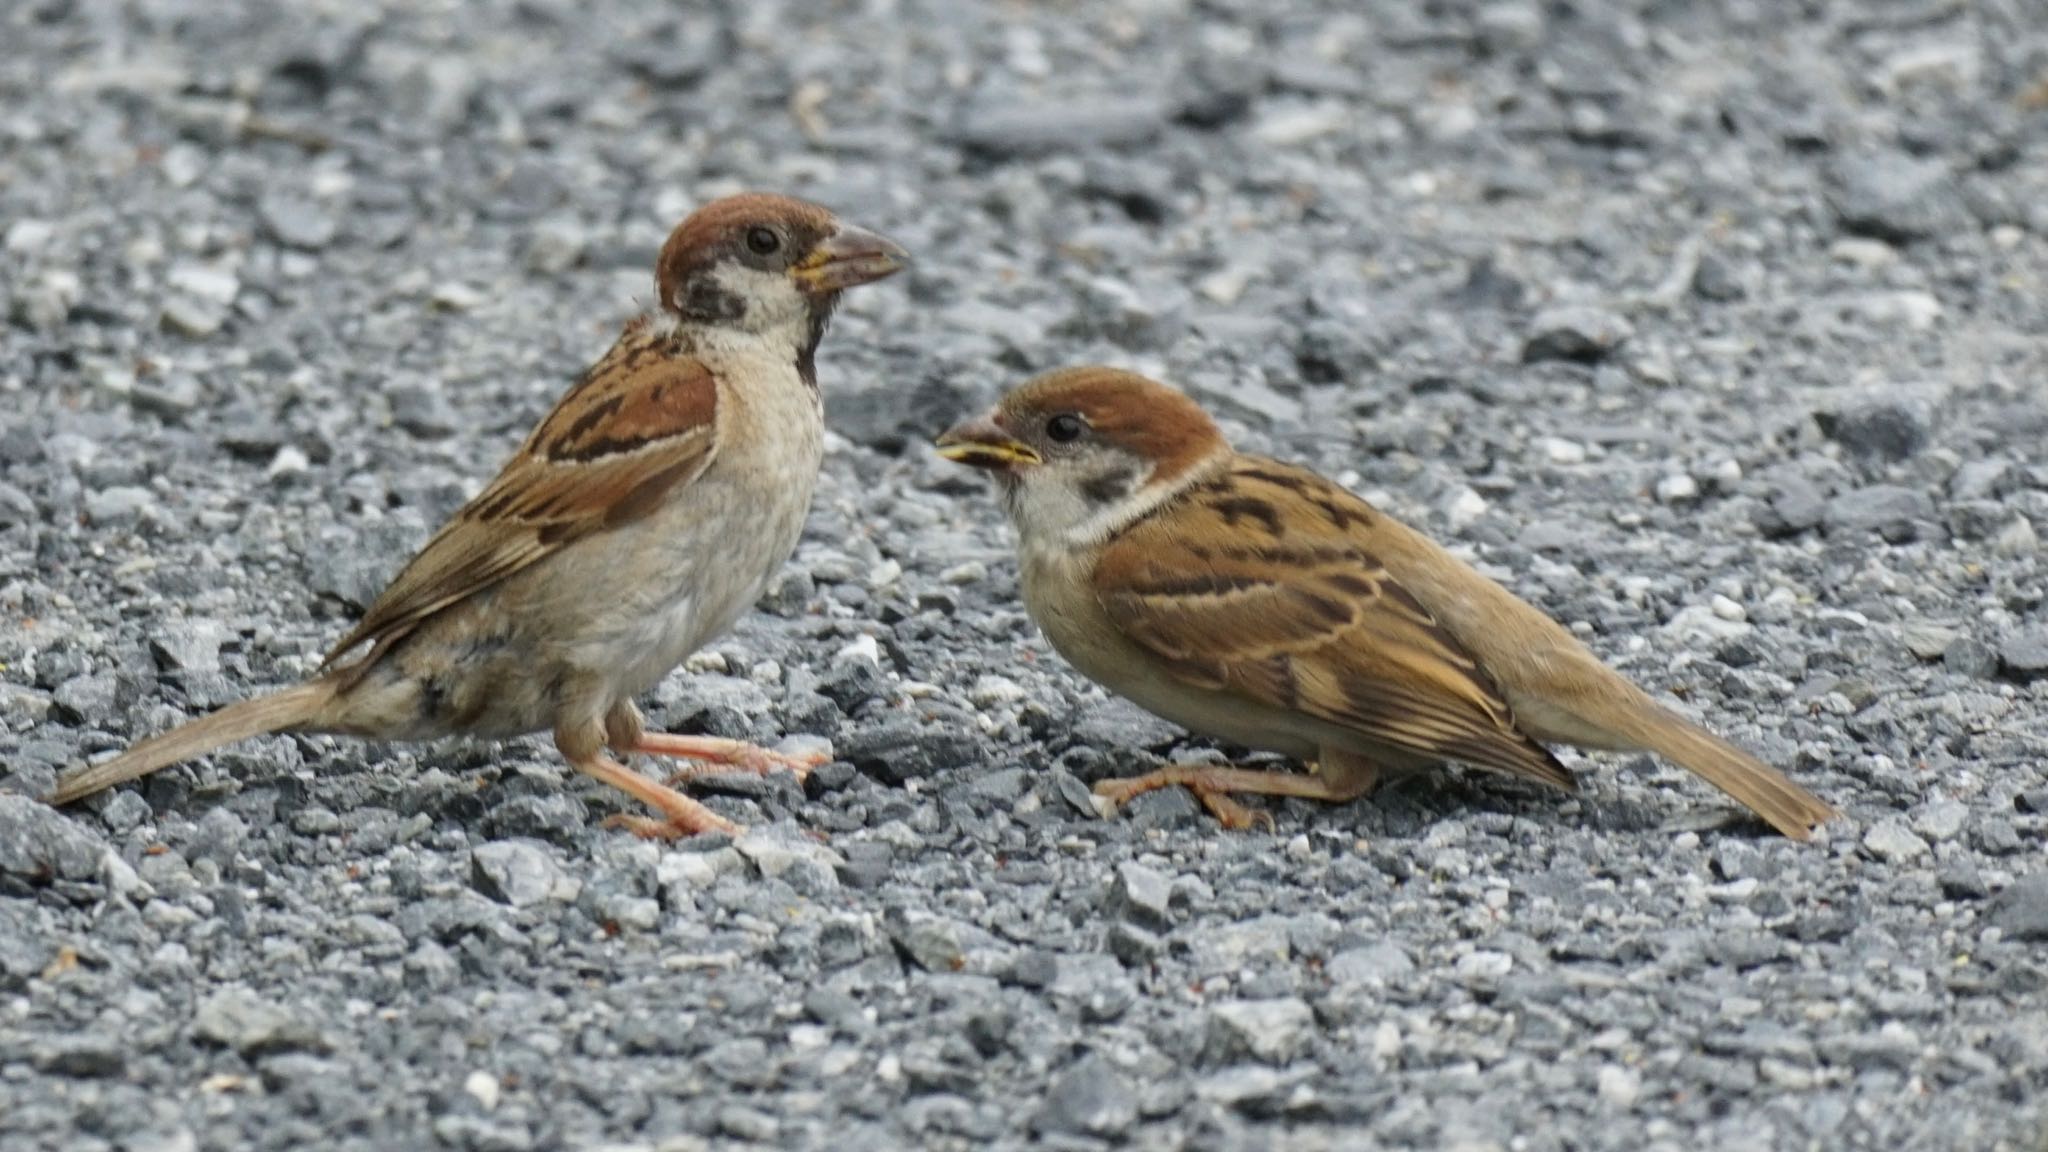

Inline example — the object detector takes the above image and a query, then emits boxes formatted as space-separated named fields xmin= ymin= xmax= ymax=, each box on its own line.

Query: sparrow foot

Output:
xmin=1092 ymin=765 xmax=1288 ymax=832
xmin=573 ymin=753 xmax=742 ymax=839
xmin=634 ymin=733 xmax=829 ymax=786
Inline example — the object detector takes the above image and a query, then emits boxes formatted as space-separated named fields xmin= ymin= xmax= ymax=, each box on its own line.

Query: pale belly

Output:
xmin=1021 ymin=552 xmax=1325 ymax=762
xmin=340 ymin=373 xmax=824 ymax=743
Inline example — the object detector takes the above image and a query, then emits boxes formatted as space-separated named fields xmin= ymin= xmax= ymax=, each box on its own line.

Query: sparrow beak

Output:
xmin=793 ymin=223 xmax=910 ymax=293
xmin=935 ymin=416 xmax=1041 ymax=471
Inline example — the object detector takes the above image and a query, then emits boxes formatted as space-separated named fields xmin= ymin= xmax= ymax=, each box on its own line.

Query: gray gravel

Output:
xmin=4 ymin=1 xmax=2048 ymax=1149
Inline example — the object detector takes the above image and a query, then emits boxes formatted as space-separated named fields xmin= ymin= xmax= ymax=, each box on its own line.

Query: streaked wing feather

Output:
xmin=1095 ymin=461 xmax=1571 ymax=789
xmin=321 ymin=335 xmax=719 ymax=670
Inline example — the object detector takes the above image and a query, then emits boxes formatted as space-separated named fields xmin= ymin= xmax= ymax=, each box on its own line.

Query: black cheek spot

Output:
xmin=1080 ymin=464 xmax=1140 ymax=506
xmin=679 ymin=280 xmax=746 ymax=324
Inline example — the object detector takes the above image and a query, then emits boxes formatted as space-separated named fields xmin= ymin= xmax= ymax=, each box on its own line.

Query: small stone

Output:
xmin=1455 ymin=950 xmax=1515 ymax=983
xmin=1861 ymin=818 xmax=1929 ymax=863
xmin=818 ymin=649 xmax=885 ymax=712
xmin=1911 ymin=799 xmax=1968 ymax=842
xmin=968 ymin=675 xmax=1025 ymax=708
xmin=1522 ymin=306 xmax=1634 ymax=363
xmin=1940 ymin=861 xmax=1989 ymax=900
xmin=4 ymin=218 xmax=54 ymax=255
xmin=1691 ymin=251 xmax=1747 ymax=301
xmin=1250 ymin=103 xmax=1352 ymax=147
xmin=1709 ymin=595 xmax=1746 ymax=623
xmin=1655 ymin=474 xmax=1700 ymax=504
xmin=1107 ymin=922 xmax=1164 ymax=966
xmin=189 ymin=807 xmax=246 ymax=867
xmin=1539 ymin=437 xmax=1587 ymax=464
xmin=99 ymin=790 xmax=152 ymax=833
xmin=949 ymin=97 xmax=1167 ymax=158
xmin=166 ymin=262 xmax=240 ymax=305
xmin=1840 ymin=290 xmax=1943 ymax=331
xmin=1755 ymin=475 xmax=1828 ymax=537
xmin=1950 ymin=459 xmax=2013 ymax=501
xmin=523 ymin=218 xmax=588 ymax=274
xmin=1828 ymin=150 xmax=1970 ymax=243
xmin=1826 ymin=485 xmax=1935 ymax=541
xmin=36 ymin=1036 xmax=128 ymax=1078
xmin=1597 ymin=1064 xmax=1640 ymax=1108
xmin=1819 ymin=1023 xmax=1923 ymax=1072
xmin=132 ymin=372 xmax=203 ymax=416
xmin=735 ymin=828 xmax=844 ymax=894
xmin=0 ymin=482 xmax=37 ymax=526
xmin=430 ymin=281 xmax=485 ymax=311
xmin=1206 ymin=998 xmax=1316 ymax=1065
xmin=1069 ymin=698 xmax=1182 ymax=753
xmin=1994 ymin=517 xmax=2038 ymax=557
xmin=889 ymin=911 xmax=968 ymax=973
xmin=1447 ymin=486 xmax=1489 ymax=531
xmin=1326 ymin=941 xmax=1414 ymax=987
xmin=940 ymin=561 xmax=986 ymax=585
xmin=837 ymin=719 xmax=986 ymax=786
xmin=192 ymin=987 xmax=328 ymax=1055
xmin=0 ymin=793 xmax=107 ymax=882
xmin=53 ymin=673 xmax=119 ymax=723
xmin=1943 ymin=636 xmax=2000 ymax=679
xmin=1109 ymin=861 xmax=1174 ymax=931
xmin=257 ymin=191 xmax=338 ymax=249
xmin=1989 ymin=875 xmax=2048 ymax=941
xmin=464 ymin=1069 xmax=502 ymax=1111
xmin=150 ymin=620 xmax=228 ymax=677
xmin=470 ymin=840 xmax=561 ymax=908
xmin=1031 ymin=1053 xmax=1137 ymax=1138
xmin=86 ymin=485 xmax=157 ymax=528
xmin=389 ymin=385 xmax=461 ymax=439
xmin=1898 ymin=623 xmax=1958 ymax=660
xmin=1819 ymin=395 xmax=1933 ymax=461
xmin=1999 ymin=629 xmax=2048 ymax=683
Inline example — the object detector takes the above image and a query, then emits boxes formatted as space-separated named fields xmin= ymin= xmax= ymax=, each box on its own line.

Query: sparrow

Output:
xmin=935 ymin=366 xmax=1839 ymax=840
xmin=51 ymin=192 xmax=908 ymax=839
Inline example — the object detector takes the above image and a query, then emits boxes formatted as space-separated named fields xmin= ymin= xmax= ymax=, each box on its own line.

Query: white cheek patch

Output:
xmin=711 ymin=263 xmax=810 ymax=332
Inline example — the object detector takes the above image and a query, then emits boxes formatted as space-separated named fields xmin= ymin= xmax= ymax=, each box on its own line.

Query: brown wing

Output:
xmin=1092 ymin=460 xmax=1573 ymax=789
xmin=321 ymin=325 xmax=720 ymax=672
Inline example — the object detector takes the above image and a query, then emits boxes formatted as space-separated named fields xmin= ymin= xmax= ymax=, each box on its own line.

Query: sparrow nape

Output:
xmin=936 ymin=366 xmax=1839 ymax=841
xmin=53 ymin=193 xmax=909 ymax=839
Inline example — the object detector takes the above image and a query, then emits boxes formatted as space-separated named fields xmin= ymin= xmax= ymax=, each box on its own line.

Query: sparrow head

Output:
xmin=654 ymin=192 xmax=908 ymax=341
xmin=936 ymin=366 xmax=1228 ymax=544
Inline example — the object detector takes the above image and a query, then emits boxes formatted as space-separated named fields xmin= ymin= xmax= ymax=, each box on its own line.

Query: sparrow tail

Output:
xmin=1631 ymin=712 xmax=1839 ymax=841
xmin=48 ymin=682 xmax=332 ymax=806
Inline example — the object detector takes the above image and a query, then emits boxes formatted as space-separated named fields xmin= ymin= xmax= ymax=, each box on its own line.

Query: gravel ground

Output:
xmin=4 ymin=1 xmax=2048 ymax=1149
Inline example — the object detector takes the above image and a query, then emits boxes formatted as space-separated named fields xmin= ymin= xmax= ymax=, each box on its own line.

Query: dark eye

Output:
xmin=745 ymin=226 xmax=782 ymax=256
xmin=1045 ymin=413 xmax=1085 ymax=443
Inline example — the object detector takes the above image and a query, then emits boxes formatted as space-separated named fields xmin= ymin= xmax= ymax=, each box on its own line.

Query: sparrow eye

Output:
xmin=745 ymin=226 xmax=782 ymax=256
xmin=1045 ymin=413 xmax=1086 ymax=443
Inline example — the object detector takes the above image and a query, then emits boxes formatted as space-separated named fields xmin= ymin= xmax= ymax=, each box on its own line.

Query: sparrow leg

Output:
xmin=1094 ymin=751 xmax=1381 ymax=831
xmin=631 ymin=733 xmax=828 ymax=786
xmin=573 ymin=753 xmax=742 ymax=839
xmin=565 ymin=714 xmax=740 ymax=839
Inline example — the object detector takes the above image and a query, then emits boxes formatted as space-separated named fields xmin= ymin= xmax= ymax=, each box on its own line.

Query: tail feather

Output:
xmin=1631 ymin=714 xmax=1838 ymax=841
xmin=50 ymin=682 xmax=331 ymax=806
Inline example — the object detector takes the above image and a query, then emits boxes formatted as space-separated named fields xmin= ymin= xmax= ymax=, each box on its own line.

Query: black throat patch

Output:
xmin=797 ymin=293 xmax=840 ymax=392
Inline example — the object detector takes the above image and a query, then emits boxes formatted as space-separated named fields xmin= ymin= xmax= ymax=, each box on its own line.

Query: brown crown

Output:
xmin=1002 ymin=366 xmax=1227 ymax=479
xmin=654 ymin=192 xmax=839 ymax=306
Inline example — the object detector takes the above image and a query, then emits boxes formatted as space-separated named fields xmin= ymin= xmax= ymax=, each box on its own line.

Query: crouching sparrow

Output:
xmin=53 ymin=193 xmax=909 ymax=839
xmin=936 ymin=366 xmax=1838 ymax=840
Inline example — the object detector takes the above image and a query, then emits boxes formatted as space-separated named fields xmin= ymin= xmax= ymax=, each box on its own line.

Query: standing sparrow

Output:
xmin=935 ymin=367 xmax=1838 ymax=840
xmin=52 ymin=193 xmax=908 ymax=839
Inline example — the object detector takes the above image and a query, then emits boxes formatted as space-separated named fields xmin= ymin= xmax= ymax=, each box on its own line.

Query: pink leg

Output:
xmin=630 ymin=733 xmax=828 ymax=787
